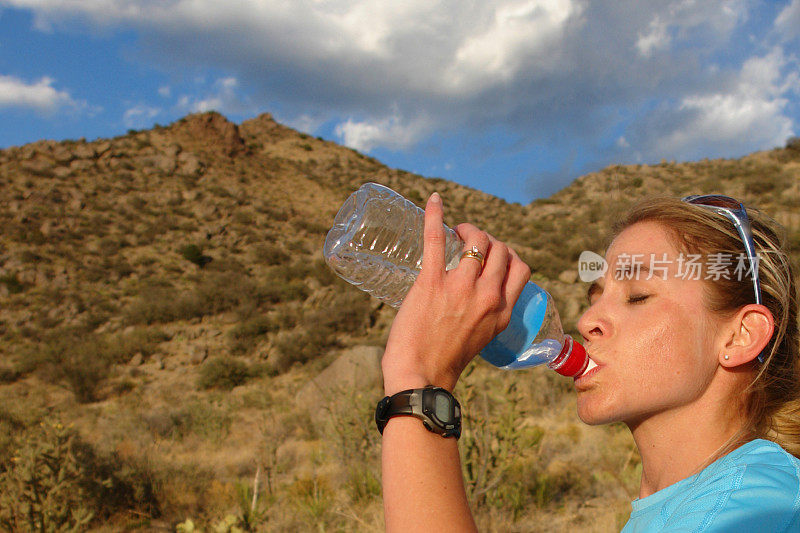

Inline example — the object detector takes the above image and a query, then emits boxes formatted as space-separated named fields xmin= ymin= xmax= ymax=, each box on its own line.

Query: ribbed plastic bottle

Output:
xmin=323 ymin=182 xmax=588 ymax=378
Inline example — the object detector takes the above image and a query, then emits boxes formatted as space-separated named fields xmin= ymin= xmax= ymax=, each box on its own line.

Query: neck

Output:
xmin=629 ymin=396 xmax=749 ymax=499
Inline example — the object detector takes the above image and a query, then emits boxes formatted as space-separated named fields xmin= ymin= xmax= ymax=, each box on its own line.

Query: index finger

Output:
xmin=421 ymin=192 xmax=446 ymax=277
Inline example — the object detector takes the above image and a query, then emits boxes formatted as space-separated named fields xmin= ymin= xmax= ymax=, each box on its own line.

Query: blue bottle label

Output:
xmin=480 ymin=282 xmax=548 ymax=368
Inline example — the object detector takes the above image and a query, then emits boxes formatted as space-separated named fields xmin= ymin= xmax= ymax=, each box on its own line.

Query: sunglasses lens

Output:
xmin=684 ymin=195 xmax=742 ymax=210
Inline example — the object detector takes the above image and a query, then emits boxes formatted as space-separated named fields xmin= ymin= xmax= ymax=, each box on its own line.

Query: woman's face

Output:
xmin=575 ymin=221 xmax=726 ymax=428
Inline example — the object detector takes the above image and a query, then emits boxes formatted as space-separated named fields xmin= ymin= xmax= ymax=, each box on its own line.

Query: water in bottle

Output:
xmin=323 ymin=182 xmax=588 ymax=378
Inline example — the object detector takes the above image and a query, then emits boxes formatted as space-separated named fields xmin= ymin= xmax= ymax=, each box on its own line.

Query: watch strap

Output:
xmin=375 ymin=386 xmax=461 ymax=439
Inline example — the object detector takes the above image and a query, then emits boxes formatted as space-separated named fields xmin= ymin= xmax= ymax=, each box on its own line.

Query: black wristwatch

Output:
xmin=375 ymin=386 xmax=461 ymax=439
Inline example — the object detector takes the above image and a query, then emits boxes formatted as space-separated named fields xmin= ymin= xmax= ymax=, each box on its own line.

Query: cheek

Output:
xmin=575 ymin=324 xmax=705 ymax=426
xmin=625 ymin=310 xmax=715 ymax=400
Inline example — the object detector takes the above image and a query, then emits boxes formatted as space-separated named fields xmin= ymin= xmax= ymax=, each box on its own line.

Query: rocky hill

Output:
xmin=0 ymin=112 xmax=798 ymax=531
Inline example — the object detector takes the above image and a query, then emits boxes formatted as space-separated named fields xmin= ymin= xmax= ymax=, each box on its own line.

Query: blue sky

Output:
xmin=1 ymin=1 xmax=799 ymax=204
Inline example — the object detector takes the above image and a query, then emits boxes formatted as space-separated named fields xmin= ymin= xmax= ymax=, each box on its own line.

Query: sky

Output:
xmin=1 ymin=1 xmax=799 ymax=204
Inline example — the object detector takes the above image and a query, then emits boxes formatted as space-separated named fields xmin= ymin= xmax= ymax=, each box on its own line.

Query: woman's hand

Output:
xmin=381 ymin=192 xmax=531 ymax=394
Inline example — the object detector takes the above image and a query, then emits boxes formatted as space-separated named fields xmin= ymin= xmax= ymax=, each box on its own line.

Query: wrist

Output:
xmin=383 ymin=374 xmax=432 ymax=396
xmin=382 ymin=366 xmax=459 ymax=396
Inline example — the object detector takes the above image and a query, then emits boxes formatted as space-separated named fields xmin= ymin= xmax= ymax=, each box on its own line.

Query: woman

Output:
xmin=379 ymin=192 xmax=800 ymax=531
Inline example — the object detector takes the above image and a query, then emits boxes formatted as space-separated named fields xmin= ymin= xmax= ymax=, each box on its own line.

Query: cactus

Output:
xmin=0 ymin=421 xmax=95 ymax=532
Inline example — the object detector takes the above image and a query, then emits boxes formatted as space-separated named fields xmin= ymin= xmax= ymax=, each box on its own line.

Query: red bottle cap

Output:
xmin=548 ymin=336 xmax=588 ymax=378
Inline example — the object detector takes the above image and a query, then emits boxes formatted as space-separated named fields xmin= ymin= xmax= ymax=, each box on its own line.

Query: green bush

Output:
xmin=179 ymin=244 xmax=213 ymax=268
xmin=197 ymin=357 xmax=253 ymax=390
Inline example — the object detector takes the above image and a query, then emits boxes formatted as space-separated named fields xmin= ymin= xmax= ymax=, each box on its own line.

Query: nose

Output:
xmin=577 ymin=300 xmax=607 ymax=342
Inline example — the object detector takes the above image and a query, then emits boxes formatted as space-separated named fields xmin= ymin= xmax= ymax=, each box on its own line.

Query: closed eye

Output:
xmin=627 ymin=294 xmax=650 ymax=304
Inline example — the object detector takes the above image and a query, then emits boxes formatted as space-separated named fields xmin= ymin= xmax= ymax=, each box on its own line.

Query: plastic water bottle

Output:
xmin=323 ymin=182 xmax=588 ymax=378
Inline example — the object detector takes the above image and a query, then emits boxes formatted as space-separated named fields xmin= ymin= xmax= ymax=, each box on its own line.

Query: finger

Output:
xmin=454 ymin=223 xmax=485 ymax=244
xmin=456 ymin=233 xmax=490 ymax=277
xmin=480 ymin=238 xmax=510 ymax=289
xmin=421 ymin=192 xmax=446 ymax=278
xmin=501 ymin=249 xmax=532 ymax=315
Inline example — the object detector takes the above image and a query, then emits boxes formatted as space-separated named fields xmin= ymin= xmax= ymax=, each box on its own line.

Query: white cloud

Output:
xmin=444 ymin=0 xmax=583 ymax=93
xmin=335 ymin=112 xmax=431 ymax=152
xmin=654 ymin=47 xmax=796 ymax=157
xmin=123 ymin=104 xmax=161 ymax=129
xmin=287 ymin=114 xmax=325 ymax=136
xmin=636 ymin=16 xmax=669 ymax=57
xmin=775 ymin=0 xmax=800 ymax=39
xmin=0 ymin=74 xmax=76 ymax=112
xmin=177 ymin=77 xmax=254 ymax=115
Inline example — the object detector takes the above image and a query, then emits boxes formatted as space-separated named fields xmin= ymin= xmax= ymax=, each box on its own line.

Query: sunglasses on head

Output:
xmin=682 ymin=194 xmax=764 ymax=363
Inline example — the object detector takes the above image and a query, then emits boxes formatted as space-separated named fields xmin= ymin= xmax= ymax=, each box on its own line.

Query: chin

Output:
xmin=576 ymin=394 xmax=619 ymax=426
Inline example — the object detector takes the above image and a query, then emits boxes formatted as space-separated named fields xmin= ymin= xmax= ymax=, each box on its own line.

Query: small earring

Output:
xmin=724 ymin=355 xmax=730 ymax=361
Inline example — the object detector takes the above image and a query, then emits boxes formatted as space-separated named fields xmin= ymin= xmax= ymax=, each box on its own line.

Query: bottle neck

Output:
xmin=547 ymin=335 xmax=588 ymax=377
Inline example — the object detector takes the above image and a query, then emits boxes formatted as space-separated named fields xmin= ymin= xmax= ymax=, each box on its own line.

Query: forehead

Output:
xmin=607 ymin=221 xmax=682 ymax=265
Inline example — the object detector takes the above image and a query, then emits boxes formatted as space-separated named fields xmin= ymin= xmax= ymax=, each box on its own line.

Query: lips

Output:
xmin=574 ymin=356 xmax=601 ymax=386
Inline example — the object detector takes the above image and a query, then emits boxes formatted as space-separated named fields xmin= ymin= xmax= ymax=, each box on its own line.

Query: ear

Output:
xmin=719 ymin=304 xmax=774 ymax=367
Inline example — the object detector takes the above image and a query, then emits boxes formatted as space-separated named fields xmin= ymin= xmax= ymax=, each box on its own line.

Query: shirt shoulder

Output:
xmin=624 ymin=440 xmax=800 ymax=533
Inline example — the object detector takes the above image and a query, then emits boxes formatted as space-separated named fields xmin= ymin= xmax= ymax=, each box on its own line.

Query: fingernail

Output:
xmin=430 ymin=192 xmax=441 ymax=204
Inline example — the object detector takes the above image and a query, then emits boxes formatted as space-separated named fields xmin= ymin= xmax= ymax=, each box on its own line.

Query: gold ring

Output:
xmin=460 ymin=245 xmax=485 ymax=268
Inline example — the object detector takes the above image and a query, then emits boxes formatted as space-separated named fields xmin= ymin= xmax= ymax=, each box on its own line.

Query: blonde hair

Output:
xmin=613 ymin=196 xmax=800 ymax=457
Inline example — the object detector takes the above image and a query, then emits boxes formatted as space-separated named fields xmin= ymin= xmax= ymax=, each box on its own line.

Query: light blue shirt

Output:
xmin=622 ymin=439 xmax=800 ymax=532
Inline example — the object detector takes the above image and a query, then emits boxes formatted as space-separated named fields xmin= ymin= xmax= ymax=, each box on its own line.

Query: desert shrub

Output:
xmin=228 ymin=315 xmax=278 ymax=355
xmin=114 ymin=327 xmax=170 ymax=359
xmin=256 ymin=202 xmax=291 ymax=221
xmin=261 ymin=279 xmax=309 ymax=304
xmin=141 ymin=399 xmax=233 ymax=443
xmin=269 ymin=328 xmax=331 ymax=372
xmin=0 ymin=365 xmax=20 ymax=385
xmin=269 ymin=290 xmax=372 ymax=372
xmin=179 ymin=243 xmax=213 ymax=268
xmin=788 ymin=230 xmax=800 ymax=253
xmin=195 ymin=270 xmax=263 ymax=313
xmin=33 ymin=328 xmax=117 ymax=403
xmin=27 ymin=325 xmax=165 ymax=402
xmin=745 ymin=179 xmax=777 ymax=195
xmin=296 ymin=218 xmax=328 ymax=234
xmin=0 ymin=420 xmax=160 ymax=531
xmin=127 ymin=269 xmax=276 ymax=325
xmin=0 ymin=273 xmax=26 ymax=294
xmin=125 ymin=284 xmax=205 ymax=325
xmin=288 ymin=476 xmax=334 ymax=527
xmin=230 ymin=315 xmax=276 ymax=341
xmin=197 ymin=357 xmax=253 ymax=390
xmin=252 ymin=242 xmax=290 ymax=266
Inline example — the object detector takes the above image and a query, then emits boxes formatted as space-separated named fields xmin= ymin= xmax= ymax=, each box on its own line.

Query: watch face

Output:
xmin=433 ymin=391 xmax=452 ymax=422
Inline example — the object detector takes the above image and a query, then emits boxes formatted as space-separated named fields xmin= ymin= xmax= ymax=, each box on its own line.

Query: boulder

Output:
xmin=294 ymin=345 xmax=383 ymax=418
